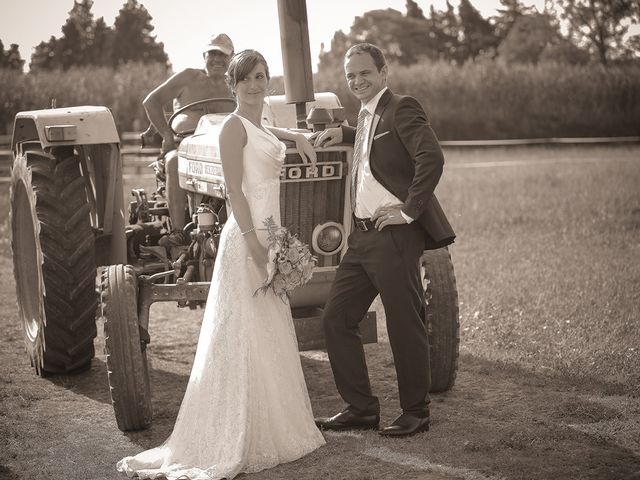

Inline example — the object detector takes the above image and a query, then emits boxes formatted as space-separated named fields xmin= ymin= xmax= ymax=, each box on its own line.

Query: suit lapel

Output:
xmin=368 ymin=88 xmax=393 ymax=153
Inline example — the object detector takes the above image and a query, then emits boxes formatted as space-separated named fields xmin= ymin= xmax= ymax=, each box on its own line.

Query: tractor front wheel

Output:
xmin=10 ymin=146 xmax=97 ymax=374
xmin=100 ymin=264 xmax=152 ymax=431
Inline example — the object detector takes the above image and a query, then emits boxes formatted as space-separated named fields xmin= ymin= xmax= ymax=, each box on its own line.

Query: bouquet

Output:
xmin=254 ymin=216 xmax=317 ymax=302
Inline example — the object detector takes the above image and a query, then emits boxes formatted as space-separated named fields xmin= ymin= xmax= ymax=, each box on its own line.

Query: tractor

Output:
xmin=9 ymin=0 xmax=459 ymax=432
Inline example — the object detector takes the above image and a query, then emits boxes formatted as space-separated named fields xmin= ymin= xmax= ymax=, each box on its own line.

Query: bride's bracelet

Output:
xmin=241 ymin=227 xmax=255 ymax=236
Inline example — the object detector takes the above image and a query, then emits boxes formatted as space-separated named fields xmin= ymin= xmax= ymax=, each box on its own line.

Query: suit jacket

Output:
xmin=342 ymin=88 xmax=455 ymax=250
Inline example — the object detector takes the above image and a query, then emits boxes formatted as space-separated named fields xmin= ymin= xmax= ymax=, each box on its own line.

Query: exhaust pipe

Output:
xmin=277 ymin=0 xmax=315 ymax=129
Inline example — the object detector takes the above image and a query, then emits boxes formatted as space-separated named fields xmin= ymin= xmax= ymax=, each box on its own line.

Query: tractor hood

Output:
xmin=12 ymin=106 xmax=120 ymax=151
xmin=177 ymin=114 xmax=225 ymax=164
xmin=177 ymin=114 xmax=226 ymax=199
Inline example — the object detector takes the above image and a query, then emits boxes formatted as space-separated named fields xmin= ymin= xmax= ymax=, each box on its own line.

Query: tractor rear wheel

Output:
xmin=421 ymin=248 xmax=460 ymax=393
xmin=100 ymin=264 xmax=152 ymax=431
xmin=10 ymin=146 xmax=97 ymax=375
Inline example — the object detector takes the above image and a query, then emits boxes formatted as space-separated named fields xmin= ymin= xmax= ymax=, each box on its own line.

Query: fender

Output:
xmin=11 ymin=105 xmax=120 ymax=153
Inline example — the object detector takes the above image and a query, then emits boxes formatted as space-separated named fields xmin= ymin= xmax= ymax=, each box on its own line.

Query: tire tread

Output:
xmin=11 ymin=148 xmax=97 ymax=374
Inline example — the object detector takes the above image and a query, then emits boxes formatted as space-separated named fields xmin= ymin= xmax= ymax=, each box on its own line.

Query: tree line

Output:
xmin=1 ymin=0 xmax=638 ymax=74
xmin=0 ymin=0 xmax=168 ymax=72
xmin=318 ymin=0 xmax=640 ymax=71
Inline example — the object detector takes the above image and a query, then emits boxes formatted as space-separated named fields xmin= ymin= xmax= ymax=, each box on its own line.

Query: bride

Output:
xmin=117 ymin=49 xmax=325 ymax=480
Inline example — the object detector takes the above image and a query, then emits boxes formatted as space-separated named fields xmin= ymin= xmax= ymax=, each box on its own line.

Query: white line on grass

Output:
xmin=363 ymin=446 xmax=505 ymax=480
xmin=449 ymin=156 xmax=633 ymax=169
xmin=300 ymin=350 xmax=329 ymax=362
xmin=323 ymin=430 xmax=364 ymax=439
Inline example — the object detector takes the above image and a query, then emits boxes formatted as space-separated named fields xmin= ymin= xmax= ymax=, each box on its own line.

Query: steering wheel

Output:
xmin=168 ymin=97 xmax=237 ymax=136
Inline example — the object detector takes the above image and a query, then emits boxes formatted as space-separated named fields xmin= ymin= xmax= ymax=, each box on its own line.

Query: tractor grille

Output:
xmin=280 ymin=148 xmax=350 ymax=268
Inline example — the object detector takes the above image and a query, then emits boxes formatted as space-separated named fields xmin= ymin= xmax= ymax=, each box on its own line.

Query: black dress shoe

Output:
xmin=379 ymin=413 xmax=430 ymax=437
xmin=315 ymin=409 xmax=380 ymax=431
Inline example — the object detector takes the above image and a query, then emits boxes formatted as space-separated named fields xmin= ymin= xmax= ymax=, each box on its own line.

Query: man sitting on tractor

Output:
xmin=140 ymin=33 xmax=235 ymax=247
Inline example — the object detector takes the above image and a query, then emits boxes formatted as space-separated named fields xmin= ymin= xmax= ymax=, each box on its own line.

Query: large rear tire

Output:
xmin=10 ymin=146 xmax=97 ymax=375
xmin=100 ymin=264 xmax=152 ymax=431
xmin=421 ymin=248 xmax=459 ymax=393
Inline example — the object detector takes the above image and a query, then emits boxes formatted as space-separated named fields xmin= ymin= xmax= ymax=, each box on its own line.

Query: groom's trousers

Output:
xmin=322 ymin=221 xmax=431 ymax=418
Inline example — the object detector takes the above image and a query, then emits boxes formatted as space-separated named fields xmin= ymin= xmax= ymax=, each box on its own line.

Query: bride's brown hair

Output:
xmin=225 ymin=49 xmax=270 ymax=96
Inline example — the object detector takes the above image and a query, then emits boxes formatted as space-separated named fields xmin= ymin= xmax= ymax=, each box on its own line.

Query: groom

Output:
xmin=313 ymin=43 xmax=455 ymax=437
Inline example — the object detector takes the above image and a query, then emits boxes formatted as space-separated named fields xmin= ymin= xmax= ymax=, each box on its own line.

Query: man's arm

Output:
xmin=311 ymin=125 xmax=354 ymax=148
xmin=395 ymin=96 xmax=444 ymax=221
xmin=341 ymin=125 xmax=356 ymax=144
xmin=143 ymin=69 xmax=196 ymax=154
xmin=373 ymin=97 xmax=444 ymax=230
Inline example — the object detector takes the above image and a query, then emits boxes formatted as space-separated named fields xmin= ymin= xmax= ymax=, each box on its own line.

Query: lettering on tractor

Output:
xmin=280 ymin=162 xmax=342 ymax=182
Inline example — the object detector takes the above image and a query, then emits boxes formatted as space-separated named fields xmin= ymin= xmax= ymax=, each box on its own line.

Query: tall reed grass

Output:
xmin=0 ymin=62 xmax=168 ymax=134
xmin=1 ymin=60 xmax=639 ymax=139
xmin=315 ymin=60 xmax=640 ymax=140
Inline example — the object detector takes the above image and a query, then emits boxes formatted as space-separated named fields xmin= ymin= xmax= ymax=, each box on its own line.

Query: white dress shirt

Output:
xmin=353 ymin=87 xmax=413 ymax=223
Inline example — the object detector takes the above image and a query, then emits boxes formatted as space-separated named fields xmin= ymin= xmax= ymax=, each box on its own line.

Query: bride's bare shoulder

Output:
xmin=220 ymin=114 xmax=247 ymax=147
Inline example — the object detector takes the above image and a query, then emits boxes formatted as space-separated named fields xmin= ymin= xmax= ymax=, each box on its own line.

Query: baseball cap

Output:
xmin=203 ymin=33 xmax=234 ymax=56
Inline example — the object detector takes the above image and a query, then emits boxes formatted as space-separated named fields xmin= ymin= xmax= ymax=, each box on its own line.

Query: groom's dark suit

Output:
xmin=322 ymin=88 xmax=455 ymax=419
xmin=342 ymin=88 xmax=454 ymax=249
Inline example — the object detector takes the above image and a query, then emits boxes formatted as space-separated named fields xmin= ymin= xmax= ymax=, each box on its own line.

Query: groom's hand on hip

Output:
xmin=372 ymin=205 xmax=407 ymax=230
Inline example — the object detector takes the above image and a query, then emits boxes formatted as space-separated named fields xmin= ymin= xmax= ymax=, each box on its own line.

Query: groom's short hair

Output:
xmin=345 ymin=43 xmax=387 ymax=72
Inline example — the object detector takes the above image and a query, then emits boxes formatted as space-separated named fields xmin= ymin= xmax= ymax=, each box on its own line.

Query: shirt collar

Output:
xmin=361 ymin=86 xmax=388 ymax=116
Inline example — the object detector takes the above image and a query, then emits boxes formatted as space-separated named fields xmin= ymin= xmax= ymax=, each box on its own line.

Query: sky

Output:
xmin=1 ymin=0 xmax=552 ymax=75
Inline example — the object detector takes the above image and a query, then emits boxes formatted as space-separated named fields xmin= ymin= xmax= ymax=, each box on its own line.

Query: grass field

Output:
xmin=1 ymin=143 xmax=640 ymax=479
xmin=1 ymin=144 xmax=638 ymax=393
xmin=438 ymin=144 xmax=640 ymax=393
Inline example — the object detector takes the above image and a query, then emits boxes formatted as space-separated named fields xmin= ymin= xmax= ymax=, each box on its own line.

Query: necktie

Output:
xmin=351 ymin=108 xmax=370 ymax=209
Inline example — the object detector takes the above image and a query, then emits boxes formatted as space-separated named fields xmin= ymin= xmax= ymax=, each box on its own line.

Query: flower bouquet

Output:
xmin=254 ymin=216 xmax=317 ymax=302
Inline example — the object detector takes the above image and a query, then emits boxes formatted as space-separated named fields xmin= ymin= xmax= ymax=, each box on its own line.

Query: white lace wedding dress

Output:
xmin=117 ymin=114 xmax=325 ymax=480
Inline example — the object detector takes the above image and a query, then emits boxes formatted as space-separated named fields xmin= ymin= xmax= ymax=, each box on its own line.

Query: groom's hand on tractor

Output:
xmin=311 ymin=127 xmax=343 ymax=148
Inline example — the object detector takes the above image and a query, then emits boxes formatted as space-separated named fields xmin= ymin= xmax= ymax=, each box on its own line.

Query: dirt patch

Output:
xmin=1 ymin=252 xmax=639 ymax=480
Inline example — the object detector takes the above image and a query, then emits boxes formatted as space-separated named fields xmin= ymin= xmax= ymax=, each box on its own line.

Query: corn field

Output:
xmin=0 ymin=62 xmax=168 ymax=134
xmin=1 ymin=60 xmax=639 ymax=139
xmin=315 ymin=60 xmax=640 ymax=140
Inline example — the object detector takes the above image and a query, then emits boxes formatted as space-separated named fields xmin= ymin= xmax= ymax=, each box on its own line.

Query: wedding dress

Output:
xmin=117 ymin=114 xmax=325 ymax=479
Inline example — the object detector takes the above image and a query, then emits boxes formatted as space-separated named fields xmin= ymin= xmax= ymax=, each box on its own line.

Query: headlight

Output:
xmin=312 ymin=222 xmax=345 ymax=256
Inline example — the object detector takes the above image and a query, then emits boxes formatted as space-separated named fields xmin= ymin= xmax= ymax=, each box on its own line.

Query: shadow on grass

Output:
xmin=0 ymin=465 xmax=20 ymax=480
xmin=30 ymin=340 xmax=640 ymax=479
xmin=298 ymin=344 xmax=640 ymax=480
xmin=423 ymin=352 xmax=640 ymax=480
xmin=44 ymin=357 xmax=112 ymax=405
xmin=44 ymin=356 xmax=193 ymax=446
xmin=458 ymin=352 xmax=635 ymax=397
